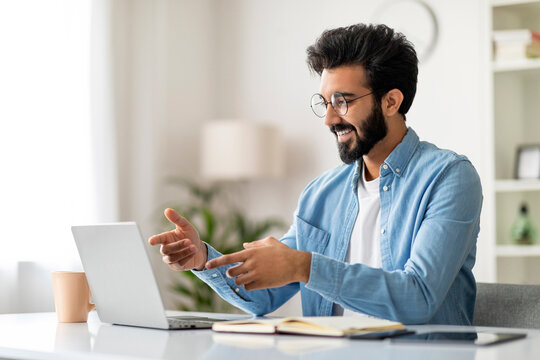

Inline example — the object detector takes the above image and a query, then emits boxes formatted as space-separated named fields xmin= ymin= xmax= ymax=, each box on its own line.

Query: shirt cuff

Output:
xmin=191 ymin=243 xmax=249 ymax=302
xmin=305 ymin=252 xmax=343 ymax=302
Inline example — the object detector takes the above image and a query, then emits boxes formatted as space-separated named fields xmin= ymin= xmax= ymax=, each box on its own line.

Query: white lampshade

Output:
xmin=201 ymin=120 xmax=285 ymax=181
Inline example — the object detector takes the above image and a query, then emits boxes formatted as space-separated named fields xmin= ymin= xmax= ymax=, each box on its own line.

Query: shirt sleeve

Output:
xmin=191 ymin=225 xmax=300 ymax=315
xmin=305 ymin=160 xmax=483 ymax=324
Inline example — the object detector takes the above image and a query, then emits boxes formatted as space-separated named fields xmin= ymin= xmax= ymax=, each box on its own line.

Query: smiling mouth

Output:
xmin=335 ymin=128 xmax=354 ymax=142
xmin=336 ymin=129 xmax=353 ymax=137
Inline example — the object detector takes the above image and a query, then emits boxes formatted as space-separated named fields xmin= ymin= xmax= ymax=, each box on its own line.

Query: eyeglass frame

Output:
xmin=310 ymin=91 xmax=374 ymax=118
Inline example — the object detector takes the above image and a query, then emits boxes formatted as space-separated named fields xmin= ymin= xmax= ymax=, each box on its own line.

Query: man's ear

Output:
xmin=382 ymin=89 xmax=404 ymax=117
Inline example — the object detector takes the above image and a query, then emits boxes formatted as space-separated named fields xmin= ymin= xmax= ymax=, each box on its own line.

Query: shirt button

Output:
xmin=381 ymin=229 xmax=385 ymax=234
xmin=383 ymin=164 xmax=388 ymax=170
xmin=212 ymin=273 xmax=218 ymax=278
xmin=235 ymin=288 xmax=240 ymax=293
xmin=383 ymin=185 xmax=389 ymax=191
xmin=396 ymin=168 xmax=401 ymax=173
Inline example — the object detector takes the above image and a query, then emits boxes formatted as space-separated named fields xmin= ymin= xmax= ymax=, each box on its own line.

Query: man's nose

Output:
xmin=323 ymin=104 xmax=341 ymax=127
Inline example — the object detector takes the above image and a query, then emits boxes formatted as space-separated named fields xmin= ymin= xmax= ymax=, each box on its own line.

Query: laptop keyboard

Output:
xmin=167 ymin=316 xmax=224 ymax=329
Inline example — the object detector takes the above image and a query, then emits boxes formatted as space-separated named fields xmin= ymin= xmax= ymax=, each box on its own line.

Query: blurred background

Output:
xmin=1 ymin=0 xmax=539 ymax=315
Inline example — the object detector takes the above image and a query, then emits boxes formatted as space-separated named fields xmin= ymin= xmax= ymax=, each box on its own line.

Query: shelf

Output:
xmin=493 ymin=58 xmax=540 ymax=72
xmin=495 ymin=179 xmax=540 ymax=192
xmin=489 ymin=0 xmax=540 ymax=284
xmin=496 ymin=244 xmax=540 ymax=256
xmin=492 ymin=0 xmax=540 ymax=8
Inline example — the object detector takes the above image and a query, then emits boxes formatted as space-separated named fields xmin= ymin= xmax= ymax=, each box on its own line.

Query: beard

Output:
xmin=330 ymin=102 xmax=387 ymax=164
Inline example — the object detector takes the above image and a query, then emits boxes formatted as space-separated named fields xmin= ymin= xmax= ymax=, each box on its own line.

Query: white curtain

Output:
xmin=0 ymin=0 xmax=258 ymax=313
xmin=0 ymin=0 xmax=119 ymax=313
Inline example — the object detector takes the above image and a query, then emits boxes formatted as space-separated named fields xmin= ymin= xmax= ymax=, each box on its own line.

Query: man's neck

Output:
xmin=362 ymin=121 xmax=408 ymax=181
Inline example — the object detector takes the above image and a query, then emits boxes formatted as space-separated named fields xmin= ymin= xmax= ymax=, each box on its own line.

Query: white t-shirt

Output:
xmin=335 ymin=165 xmax=382 ymax=316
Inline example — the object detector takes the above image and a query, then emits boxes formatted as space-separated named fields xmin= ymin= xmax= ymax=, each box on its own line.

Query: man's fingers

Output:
xmin=160 ymin=238 xmax=190 ymax=255
xmin=244 ymin=281 xmax=263 ymax=291
xmin=242 ymin=240 xmax=266 ymax=249
xmin=163 ymin=245 xmax=196 ymax=263
xmin=166 ymin=253 xmax=197 ymax=270
xmin=164 ymin=208 xmax=191 ymax=229
xmin=242 ymin=237 xmax=279 ymax=249
xmin=149 ymin=231 xmax=175 ymax=246
xmin=206 ymin=251 xmax=247 ymax=269
xmin=169 ymin=263 xmax=184 ymax=271
xmin=226 ymin=264 xmax=248 ymax=278
xmin=234 ymin=272 xmax=255 ymax=287
xmin=175 ymin=256 xmax=194 ymax=267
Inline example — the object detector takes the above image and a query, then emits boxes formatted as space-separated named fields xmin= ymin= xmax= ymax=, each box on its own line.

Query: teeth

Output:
xmin=337 ymin=129 xmax=352 ymax=136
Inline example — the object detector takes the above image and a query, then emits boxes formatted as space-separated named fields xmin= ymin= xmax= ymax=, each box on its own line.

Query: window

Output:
xmin=0 ymin=0 xmax=94 ymax=267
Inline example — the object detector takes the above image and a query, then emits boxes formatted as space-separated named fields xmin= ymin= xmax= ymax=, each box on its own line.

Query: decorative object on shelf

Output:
xmin=515 ymin=145 xmax=540 ymax=179
xmin=493 ymin=28 xmax=540 ymax=61
xmin=511 ymin=203 xmax=538 ymax=245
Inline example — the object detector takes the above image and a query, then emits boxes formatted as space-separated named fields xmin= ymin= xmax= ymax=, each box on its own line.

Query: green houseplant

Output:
xmin=158 ymin=178 xmax=286 ymax=312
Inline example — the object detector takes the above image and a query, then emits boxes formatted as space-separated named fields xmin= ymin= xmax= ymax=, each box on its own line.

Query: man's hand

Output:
xmin=148 ymin=208 xmax=208 ymax=271
xmin=205 ymin=237 xmax=311 ymax=291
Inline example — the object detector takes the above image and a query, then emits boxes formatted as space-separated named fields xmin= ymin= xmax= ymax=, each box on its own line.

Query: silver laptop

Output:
xmin=72 ymin=222 xmax=244 ymax=329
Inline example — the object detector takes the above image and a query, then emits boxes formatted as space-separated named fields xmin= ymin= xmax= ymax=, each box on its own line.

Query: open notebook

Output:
xmin=212 ymin=315 xmax=405 ymax=337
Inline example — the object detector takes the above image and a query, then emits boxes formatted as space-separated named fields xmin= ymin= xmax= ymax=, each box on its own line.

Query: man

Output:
xmin=149 ymin=24 xmax=482 ymax=325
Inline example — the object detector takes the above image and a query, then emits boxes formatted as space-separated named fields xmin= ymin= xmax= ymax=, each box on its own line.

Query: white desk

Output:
xmin=0 ymin=312 xmax=539 ymax=360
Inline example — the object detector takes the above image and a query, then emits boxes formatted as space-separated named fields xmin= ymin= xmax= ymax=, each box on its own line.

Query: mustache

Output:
xmin=330 ymin=124 xmax=355 ymax=134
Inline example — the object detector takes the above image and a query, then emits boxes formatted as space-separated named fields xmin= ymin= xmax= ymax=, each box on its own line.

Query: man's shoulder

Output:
xmin=415 ymin=140 xmax=471 ymax=169
xmin=411 ymin=140 xmax=480 ymax=185
xmin=388 ymin=128 xmax=474 ymax=178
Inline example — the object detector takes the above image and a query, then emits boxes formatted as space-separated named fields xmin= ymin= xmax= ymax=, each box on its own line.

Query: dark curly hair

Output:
xmin=306 ymin=23 xmax=418 ymax=117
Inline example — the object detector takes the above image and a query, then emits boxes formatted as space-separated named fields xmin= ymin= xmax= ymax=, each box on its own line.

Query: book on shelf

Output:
xmin=493 ymin=29 xmax=540 ymax=61
xmin=212 ymin=314 xmax=405 ymax=337
xmin=493 ymin=29 xmax=540 ymax=43
xmin=495 ymin=42 xmax=540 ymax=61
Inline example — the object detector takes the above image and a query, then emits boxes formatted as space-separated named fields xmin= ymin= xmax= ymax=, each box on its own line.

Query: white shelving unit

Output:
xmin=487 ymin=0 xmax=540 ymax=284
xmin=493 ymin=58 xmax=540 ymax=72
xmin=496 ymin=245 xmax=540 ymax=257
xmin=495 ymin=179 xmax=540 ymax=192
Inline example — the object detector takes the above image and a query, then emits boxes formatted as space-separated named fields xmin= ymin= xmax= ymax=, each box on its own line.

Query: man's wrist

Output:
xmin=295 ymin=251 xmax=312 ymax=283
xmin=194 ymin=243 xmax=208 ymax=271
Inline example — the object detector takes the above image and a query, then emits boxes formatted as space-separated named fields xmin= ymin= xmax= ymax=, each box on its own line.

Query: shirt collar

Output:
xmin=382 ymin=127 xmax=419 ymax=177
xmin=350 ymin=127 xmax=419 ymax=190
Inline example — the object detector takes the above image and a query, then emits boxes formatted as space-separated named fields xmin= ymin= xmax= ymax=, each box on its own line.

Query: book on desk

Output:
xmin=212 ymin=315 xmax=405 ymax=337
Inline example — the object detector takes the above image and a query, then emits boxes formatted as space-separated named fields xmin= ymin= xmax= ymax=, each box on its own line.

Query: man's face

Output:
xmin=319 ymin=65 xmax=387 ymax=164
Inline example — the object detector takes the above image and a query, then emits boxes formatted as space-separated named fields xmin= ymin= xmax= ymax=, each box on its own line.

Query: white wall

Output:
xmin=113 ymin=0 xmax=489 ymax=314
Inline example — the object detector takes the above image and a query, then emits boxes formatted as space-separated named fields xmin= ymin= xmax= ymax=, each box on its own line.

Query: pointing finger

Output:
xmin=206 ymin=251 xmax=247 ymax=270
xmin=148 ymin=232 xmax=175 ymax=246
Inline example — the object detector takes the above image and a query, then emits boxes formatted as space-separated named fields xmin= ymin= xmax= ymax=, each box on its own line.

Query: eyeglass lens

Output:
xmin=310 ymin=93 xmax=348 ymax=118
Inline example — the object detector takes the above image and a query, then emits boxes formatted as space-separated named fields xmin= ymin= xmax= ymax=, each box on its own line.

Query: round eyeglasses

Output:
xmin=310 ymin=91 xmax=373 ymax=118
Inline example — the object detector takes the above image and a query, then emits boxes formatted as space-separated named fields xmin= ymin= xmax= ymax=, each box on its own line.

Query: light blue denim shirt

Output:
xmin=194 ymin=128 xmax=483 ymax=325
